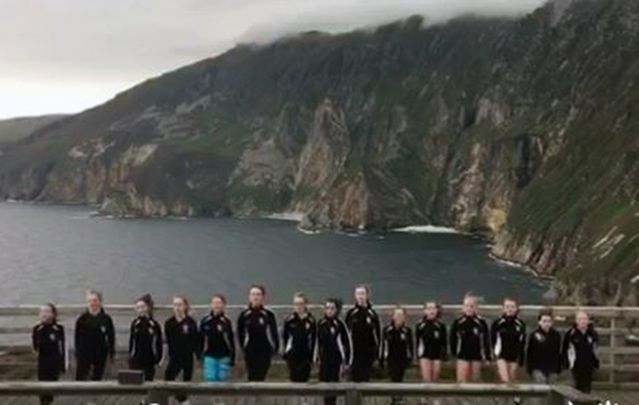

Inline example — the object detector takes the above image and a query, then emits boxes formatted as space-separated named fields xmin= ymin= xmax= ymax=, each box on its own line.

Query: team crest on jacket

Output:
xmin=534 ymin=332 xmax=545 ymax=342
xmin=182 ymin=324 xmax=189 ymax=334
xmin=259 ymin=318 xmax=265 ymax=325
xmin=306 ymin=322 xmax=311 ymax=330
xmin=148 ymin=327 xmax=154 ymax=335
xmin=401 ymin=332 xmax=406 ymax=341
xmin=217 ymin=324 xmax=223 ymax=331
xmin=49 ymin=333 xmax=56 ymax=341
xmin=330 ymin=327 xmax=336 ymax=335
xmin=434 ymin=330 xmax=439 ymax=339
xmin=473 ymin=327 xmax=479 ymax=335
xmin=100 ymin=326 xmax=107 ymax=333
xmin=366 ymin=317 xmax=372 ymax=324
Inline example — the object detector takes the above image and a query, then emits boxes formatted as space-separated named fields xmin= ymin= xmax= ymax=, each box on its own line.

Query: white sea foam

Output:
xmin=264 ymin=212 xmax=305 ymax=222
xmin=392 ymin=225 xmax=459 ymax=234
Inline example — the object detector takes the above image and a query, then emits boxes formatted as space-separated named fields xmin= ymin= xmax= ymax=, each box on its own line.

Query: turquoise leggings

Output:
xmin=203 ymin=356 xmax=232 ymax=382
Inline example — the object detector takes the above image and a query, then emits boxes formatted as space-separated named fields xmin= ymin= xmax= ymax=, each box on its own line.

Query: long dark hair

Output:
xmin=136 ymin=293 xmax=155 ymax=318
xmin=46 ymin=303 xmax=58 ymax=323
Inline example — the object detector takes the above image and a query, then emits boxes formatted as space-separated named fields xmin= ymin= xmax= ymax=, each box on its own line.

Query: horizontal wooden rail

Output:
xmin=0 ymin=381 xmax=600 ymax=405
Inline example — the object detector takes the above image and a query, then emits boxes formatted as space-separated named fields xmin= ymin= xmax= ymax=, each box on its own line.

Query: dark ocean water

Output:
xmin=0 ymin=202 xmax=547 ymax=305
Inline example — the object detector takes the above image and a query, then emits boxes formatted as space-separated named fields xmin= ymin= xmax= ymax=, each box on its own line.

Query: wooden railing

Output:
xmin=0 ymin=381 xmax=601 ymax=405
xmin=1 ymin=304 xmax=639 ymax=386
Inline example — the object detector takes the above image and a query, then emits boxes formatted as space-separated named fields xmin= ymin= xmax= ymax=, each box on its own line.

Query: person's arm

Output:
xmin=441 ymin=323 xmax=449 ymax=361
xmin=482 ymin=320 xmax=492 ymax=362
xmin=518 ymin=322 xmax=527 ymax=367
xmin=107 ymin=316 xmax=116 ymax=360
xmin=74 ymin=316 xmax=82 ymax=359
xmin=59 ymin=326 xmax=67 ymax=373
xmin=525 ymin=332 xmax=535 ymax=375
xmin=128 ymin=321 xmax=135 ymax=360
xmin=309 ymin=318 xmax=317 ymax=363
xmin=189 ymin=319 xmax=200 ymax=361
xmin=268 ymin=311 xmax=279 ymax=354
xmin=339 ymin=320 xmax=353 ymax=367
xmin=227 ymin=319 xmax=236 ymax=367
xmin=449 ymin=319 xmax=458 ymax=359
xmin=592 ymin=328 xmax=600 ymax=369
xmin=561 ymin=330 xmax=570 ymax=369
xmin=553 ymin=331 xmax=563 ymax=373
xmin=373 ymin=310 xmax=381 ymax=357
xmin=236 ymin=312 xmax=247 ymax=352
xmin=155 ymin=322 xmax=163 ymax=365
xmin=32 ymin=326 xmax=39 ymax=354
xmin=490 ymin=319 xmax=498 ymax=354
xmin=281 ymin=318 xmax=290 ymax=358
xmin=379 ymin=327 xmax=388 ymax=368
xmin=407 ymin=328 xmax=414 ymax=362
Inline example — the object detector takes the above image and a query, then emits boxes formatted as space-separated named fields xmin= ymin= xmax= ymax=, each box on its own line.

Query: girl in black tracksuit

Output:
xmin=562 ymin=311 xmax=599 ymax=393
xmin=201 ymin=294 xmax=236 ymax=382
xmin=164 ymin=296 xmax=199 ymax=404
xmin=75 ymin=290 xmax=115 ymax=381
xmin=237 ymin=285 xmax=279 ymax=381
xmin=128 ymin=294 xmax=163 ymax=381
xmin=415 ymin=302 xmax=447 ymax=382
xmin=526 ymin=310 xmax=562 ymax=383
xmin=380 ymin=307 xmax=413 ymax=383
xmin=318 ymin=298 xmax=352 ymax=405
xmin=491 ymin=298 xmax=526 ymax=385
xmin=345 ymin=285 xmax=380 ymax=382
xmin=282 ymin=292 xmax=317 ymax=382
xmin=33 ymin=304 xmax=65 ymax=405
xmin=450 ymin=294 xmax=491 ymax=382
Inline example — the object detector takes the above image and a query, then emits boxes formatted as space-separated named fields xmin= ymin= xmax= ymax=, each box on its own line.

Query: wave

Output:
xmin=264 ymin=212 xmax=305 ymax=222
xmin=392 ymin=225 xmax=459 ymax=234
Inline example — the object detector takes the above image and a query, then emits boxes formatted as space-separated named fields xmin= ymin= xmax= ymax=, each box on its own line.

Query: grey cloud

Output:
xmin=0 ymin=0 xmax=546 ymax=118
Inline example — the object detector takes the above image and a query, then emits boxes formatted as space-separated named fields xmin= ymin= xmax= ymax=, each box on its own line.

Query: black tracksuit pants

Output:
xmin=320 ymin=358 xmax=341 ymax=405
xmin=75 ymin=354 xmax=107 ymax=381
xmin=245 ymin=352 xmax=271 ymax=381
xmin=351 ymin=354 xmax=374 ymax=382
xmin=572 ymin=367 xmax=594 ymax=393
xmin=287 ymin=356 xmax=312 ymax=382
xmin=165 ymin=358 xmax=194 ymax=403
xmin=129 ymin=359 xmax=156 ymax=381
xmin=388 ymin=360 xmax=408 ymax=382
xmin=38 ymin=361 xmax=61 ymax=405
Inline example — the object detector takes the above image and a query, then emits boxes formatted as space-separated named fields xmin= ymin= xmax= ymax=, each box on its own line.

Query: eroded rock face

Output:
xmin=1 ymin=0 xmax=639 ymax=303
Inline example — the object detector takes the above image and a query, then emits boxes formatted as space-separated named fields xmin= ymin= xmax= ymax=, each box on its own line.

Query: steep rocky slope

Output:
xmin=0 ymin=0 xmax=638 ymax=304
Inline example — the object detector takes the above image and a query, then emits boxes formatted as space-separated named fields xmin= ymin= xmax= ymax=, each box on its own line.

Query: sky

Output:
xmin=0 ymin=0 xmax=546 ymax=119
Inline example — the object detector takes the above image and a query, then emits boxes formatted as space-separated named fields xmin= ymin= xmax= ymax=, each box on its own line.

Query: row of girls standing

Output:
xmin=31 ymin=287 xmax=601 ymax=405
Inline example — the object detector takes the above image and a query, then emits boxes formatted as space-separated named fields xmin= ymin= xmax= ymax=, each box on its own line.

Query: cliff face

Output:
xmin=1 ymin=0 xmax=638 ymax=304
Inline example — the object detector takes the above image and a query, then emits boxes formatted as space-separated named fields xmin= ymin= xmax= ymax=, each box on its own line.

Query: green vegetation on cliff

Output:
xmin=0 ymin=0 xmax=638 ymax=304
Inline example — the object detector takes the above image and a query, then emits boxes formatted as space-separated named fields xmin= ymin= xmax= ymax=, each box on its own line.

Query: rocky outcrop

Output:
xmin=1 ymin=0 xmax=639 ymax=304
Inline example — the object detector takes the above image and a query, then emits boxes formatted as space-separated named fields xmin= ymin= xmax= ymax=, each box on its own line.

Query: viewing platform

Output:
xmin=0 ymin=304 xmax=637 ymax=404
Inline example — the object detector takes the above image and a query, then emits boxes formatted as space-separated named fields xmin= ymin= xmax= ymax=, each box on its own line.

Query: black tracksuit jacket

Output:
xmin=415 ymin=318 xmax=447 ymax=360
xmin=200 ymin=312 xmax=236 ymax=364
xmin=491 ymin=315 xmax=526 ymax=364
xmin=450 ymin=314 xmax=491 ymax=362
xmin=526 ymin=327 xmax=562 ymax=376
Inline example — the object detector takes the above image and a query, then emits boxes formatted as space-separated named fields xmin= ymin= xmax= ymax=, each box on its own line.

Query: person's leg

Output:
xmin=75 ymin=356 xmax=90 ymax=381
xmin=145 ymin=365 xmax=155 ymax=382
xmin=38 ymin=363 xmax=57 ymax=405
xmin=572 ymin=369 xmax=592 ymax=393
xmin=164 ymin=360 xmax=180 ymax=381
xmin=92 ymin=355 xmax=108 ymax=381
xmin=419 ymin=359 xmax=432 ymax=382
xmin=470 ymin=361 xmax=482 ymax=382
xmin=202 ymin=356 xmax=215 ymax=382
xmin=456 ymin=360 xmax=470 ymax=383
xmin=320 ymin=360 xmax=340 ymax=405
xmin=217 ymin=357 xmax=232 ymax=381
xmin=432 ymin=360 xmax=442 ymax=381
xmin=255 ymin=355 xmax=271 ymax=381
xmin=496 ymin=359 xmax=511 ymax=383
xmin=245 ymin=354 xmax=256 ymax=381
xmin=530 ymin=371 xmax=548 ymax=405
